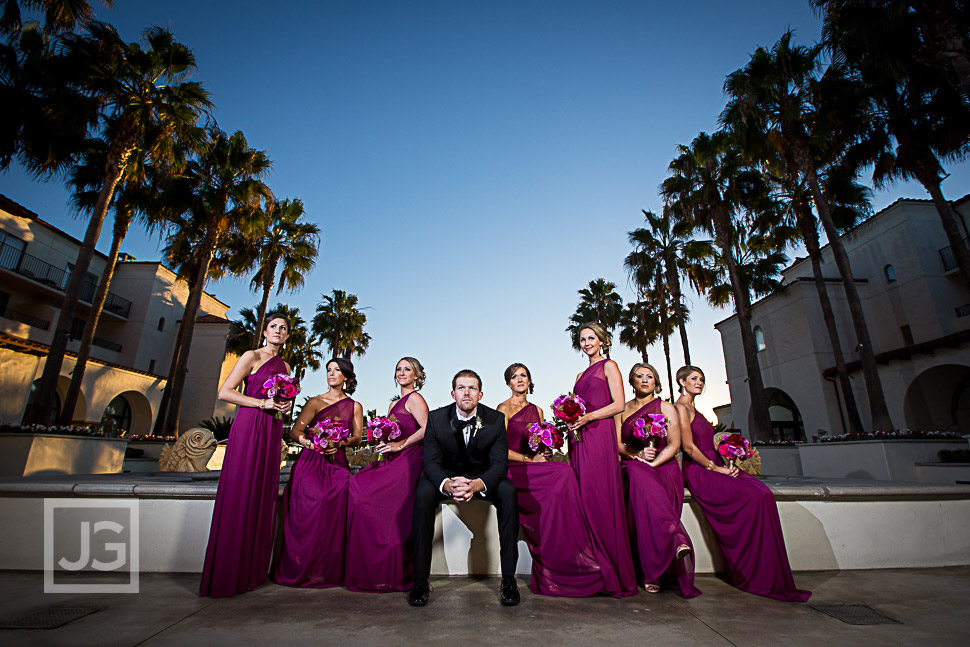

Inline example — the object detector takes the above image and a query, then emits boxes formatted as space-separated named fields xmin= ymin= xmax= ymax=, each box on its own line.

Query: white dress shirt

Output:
xmin=440 ymin=408 xmax=487 ymax=496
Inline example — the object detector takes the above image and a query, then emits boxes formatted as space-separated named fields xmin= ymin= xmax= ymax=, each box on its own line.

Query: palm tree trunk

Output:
xmin=918 ymin=0 xmax=970 ymax=101
xmin=666 ymin=262 xmax=691 ymax=364
xmin=252 ymin=267 xmax=276 ymax=350
xmin=163 ymin=239 xmax=216 ymax=435
xmin=25 ymin=142 xmax=133 ymax=425
xmin=714 ymin=211 xmax=773 ymax=440
xmin=792 ymin=144 xmax=894 ymax=431
xmin=59 ymin=211 xmax=131 ymax=425
xmin=799 ymin=214 xmax=865 ymax=435
xmin=152 ymin=268 xmax=194 ymax=437
xmin=916 ymin=169 xmax=970 ymax=290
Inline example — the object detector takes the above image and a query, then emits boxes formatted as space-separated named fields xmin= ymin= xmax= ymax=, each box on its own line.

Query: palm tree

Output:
xmin=625 ymin=206 xmax=701 ymax=364
xmin=662 ymin=131 xmax=781 ymax=440
xmin=721 ymin=30 xmax=894 ymax=431
xmin=0 ymin=0 xmax=113 ymax=34
xmin=618 ymin=300 xmax=658 ymax=363
xmin=26 ymin=22 xmax=210 ymax=425
xmin=154 ymin=127 xmax=272 ymax=435
xmin=313 ymin=289 xmax=371 ymax=360
xmin=228 ymin=303 xmax=322 ymax=382
xmin=227 ymin=198 xmax=320 ymax=348
xmin=565 ymin=278 xmax=624 ymax=352
xmin=812 ymin=0 xmax=970 ymax=104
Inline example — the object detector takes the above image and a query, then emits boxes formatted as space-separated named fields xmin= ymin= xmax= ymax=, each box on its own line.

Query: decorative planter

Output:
xmin=798 ymin=440 xmax=968 ymax=482
xmin=914 ymin=463 xmax=970 ymax=485
xmin=757 ymin=446 xmax=803 ymax=476
xmin=0 ymin=433 xmax=128 ymax=477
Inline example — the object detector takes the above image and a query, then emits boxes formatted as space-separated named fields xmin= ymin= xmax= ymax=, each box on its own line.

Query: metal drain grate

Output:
xmin=0 ymin=607 xmax=101 ymax=630
xmin=810 ymin=604 xmax=900 ymax=626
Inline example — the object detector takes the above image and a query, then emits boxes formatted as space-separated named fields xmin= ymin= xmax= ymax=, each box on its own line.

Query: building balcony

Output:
xmin=1 ymin=307 xmax=50 ymax=331
xmin=939 ymin=238 xmax=970 ymax=273
xmin=0 ymin=240 xmax=132 ymax=318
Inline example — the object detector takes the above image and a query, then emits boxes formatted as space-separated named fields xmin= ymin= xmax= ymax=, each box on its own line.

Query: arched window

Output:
xmin=754 ymin=326 xmax=766 ymax=352
xmin=884 ymin=264 xmax=897 ymax=283
xmin=100 ymin=395 xmax=132 ymax=436
xmin=157 ymin=317 xmax=165 ymax=331
xmin=26 ymin=380 xmax=60 ymax=421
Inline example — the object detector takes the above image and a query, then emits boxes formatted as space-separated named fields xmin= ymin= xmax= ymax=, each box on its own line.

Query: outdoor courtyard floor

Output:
xmin=0 ymin=567 xmax=968 ymax=646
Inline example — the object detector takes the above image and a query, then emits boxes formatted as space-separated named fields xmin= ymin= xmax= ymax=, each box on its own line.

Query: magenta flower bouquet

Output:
xmin=552 ymin=393 xmax=586 ymax=440
xmin=527 ymin=421 xmax=565 ymax=453
xmin=364 ymin=415 xmax=401 ymax=461
xmin=716 ymin=433 xmax=754 ymax=467
xmin=633 ymin=413 xmax=668 ymax=449
xmin=307 ymin=418 xmax=349 ymax=456
xmin=261 ymin=373 xmax=301 ymax=420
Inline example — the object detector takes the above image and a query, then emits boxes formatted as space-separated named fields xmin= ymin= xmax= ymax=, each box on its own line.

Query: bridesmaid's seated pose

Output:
xmin=200 ymin=314 xmax=293 ymax=597
xmin=275 ymin=358 xmax=363 ymax=588
xmin=675 ymin=365 xmax=810 ymax=602
xmin=498 ymin=363 xmax=604 ymax=597
xmin=617 ymin=362 xmax=700 ymax=597
xmin=345 ymin=357 xmax=429 ymax=592
xmin=567 ymin=323 xmax=639 ymax=598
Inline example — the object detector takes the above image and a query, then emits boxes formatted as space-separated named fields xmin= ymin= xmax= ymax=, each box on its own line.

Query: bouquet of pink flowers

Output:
xmin=261 ymin=373 xmax=301 ymax=420
xmin=527 ymin=421 xmax=565 ymax=453
xmin=306 ymin=418 xmax=349 ymax=455
xmin=716 ymin=432 xmax=754 ymax=467
xmin=552 ymin=393 xmax=586 ymax=440
xmin=364 ymin=415 xmax=401 ymax=461
xmin=633 ymin=413 xmax=668 ymax=449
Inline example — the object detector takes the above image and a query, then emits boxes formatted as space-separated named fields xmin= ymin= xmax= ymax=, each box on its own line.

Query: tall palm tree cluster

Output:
xmin=569 ymin=0 xmax=970 ymax=440
xmin=2 ymin=2 xmax=326 ymax=435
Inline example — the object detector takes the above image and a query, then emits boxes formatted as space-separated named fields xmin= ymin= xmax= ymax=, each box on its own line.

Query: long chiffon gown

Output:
xmin=570 ymin=361 xmax=639 ymax=598
xmin=506 ymin=404 xmax=604 ymax=596
xmin=344 ymin=392 xmax=425 ymax=592
xmin=275 ymin=397 xmax=356 ymax=588
xmin=199 ymin=355 xmax=286 ymax=597
xmin=683 ymin=411 xmax=811 ymax=602
xmin=620 ymin=399 xmax=700 ymax=598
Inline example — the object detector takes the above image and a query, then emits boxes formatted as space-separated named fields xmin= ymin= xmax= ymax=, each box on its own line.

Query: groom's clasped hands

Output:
xmin=443 ymin=476 xmax=482 ymax=503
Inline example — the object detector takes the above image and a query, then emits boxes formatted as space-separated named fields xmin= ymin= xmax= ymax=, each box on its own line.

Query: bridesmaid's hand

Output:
xmin=531 ymin=453 xmax=547 ymax=463
xmin=567 ymin=414 xmax=592 ymax=432
xmin=640 ymin=447 xmax=657 ymax=461
xmin=715 ymin=465 xmax=739 ymax=478
xmin=377 ymin=441 xmax=405 ymax=455
xmin=323 ymin=443 xmax=339 ymax=456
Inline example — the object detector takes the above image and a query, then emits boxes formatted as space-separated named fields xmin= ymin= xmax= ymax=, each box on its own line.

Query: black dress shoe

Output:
xmin=500 ymin=577 xmax=520 ymax=606
xmin=407 ymin=579 xmax=431 ymax=607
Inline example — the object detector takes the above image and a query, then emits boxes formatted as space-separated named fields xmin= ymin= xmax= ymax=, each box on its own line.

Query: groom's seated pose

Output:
xmin=408 ymin=369 xmax=519 ymax=607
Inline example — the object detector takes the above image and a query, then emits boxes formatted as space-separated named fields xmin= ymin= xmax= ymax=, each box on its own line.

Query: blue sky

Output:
xmin=3 ymin=1 xmax=969 ymax=424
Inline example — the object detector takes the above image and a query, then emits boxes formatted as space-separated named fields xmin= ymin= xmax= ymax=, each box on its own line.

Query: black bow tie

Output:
xmin=455 ymin=417 xmax=475 ymax=428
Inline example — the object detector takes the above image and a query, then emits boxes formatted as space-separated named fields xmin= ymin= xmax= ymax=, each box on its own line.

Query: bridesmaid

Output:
xmin=345 ymin=357 xmax=430 ymax=592
xmin=617 ymin=362 xmax=700 ymax=597
xmin=676 ymin=365 xmax=811 ymax=602
xmin=567 ymin=323 xmax=638 ymax=598
xmin=200 ymin=313 xmax=293 ymax=597
xmin=275 ymin=357 xmax=363 ymax=588
xmin=498 ymin=363 xmax=604 ymax=597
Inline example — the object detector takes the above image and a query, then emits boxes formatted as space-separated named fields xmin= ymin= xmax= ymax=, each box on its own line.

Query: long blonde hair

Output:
xmin=578 ymin=322 xmax=611 ymax=355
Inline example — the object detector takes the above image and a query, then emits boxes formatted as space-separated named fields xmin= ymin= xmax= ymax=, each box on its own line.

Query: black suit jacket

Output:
xmin=422 ymin=402 xmax=509 ymax=493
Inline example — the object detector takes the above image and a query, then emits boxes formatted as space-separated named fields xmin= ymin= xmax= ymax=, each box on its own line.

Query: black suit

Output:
xmin=412 ymin=402 xmax=518 ymax=580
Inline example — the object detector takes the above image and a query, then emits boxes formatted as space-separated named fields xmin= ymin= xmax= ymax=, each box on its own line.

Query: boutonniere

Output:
xmin=470 ymin=416 xmax=483 ymax=439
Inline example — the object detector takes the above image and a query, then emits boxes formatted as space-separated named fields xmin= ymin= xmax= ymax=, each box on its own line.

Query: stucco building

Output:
xmin=715 ymin=195 xmax=970 ymax=441
xmin=0 ymin=193 xmax=237 ymax=435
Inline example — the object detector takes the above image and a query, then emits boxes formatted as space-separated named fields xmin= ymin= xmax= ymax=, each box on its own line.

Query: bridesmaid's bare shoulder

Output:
xmin=496 ymin=399 xmax=513 ymax=415
xmin=535 ymin=404 xmax=545 ymax=422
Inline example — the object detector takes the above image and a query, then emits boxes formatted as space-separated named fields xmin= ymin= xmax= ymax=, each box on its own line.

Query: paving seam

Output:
xmin=676 ymin=600 xmax=740 ymax=646
xmin=128 ymin=599 xmax=218 ymax=647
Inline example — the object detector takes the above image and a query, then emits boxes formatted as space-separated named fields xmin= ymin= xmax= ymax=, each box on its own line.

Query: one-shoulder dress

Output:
xmin=620 ymin=399 xmax=700 ymax=598
xmin=570 ymin=360 xmax=638 ymax=597
xmin=200 ymin=355 xmax=286 ymax=597
xmin=275 ymin=397 xmax=356 ymax=588
xmin=506 ymin=403 xmax=604 ymax=596
xmin=345 ymin=392 xmax=425 ymax=592
xmin=683 ymin=411 xmax=810 ymax=602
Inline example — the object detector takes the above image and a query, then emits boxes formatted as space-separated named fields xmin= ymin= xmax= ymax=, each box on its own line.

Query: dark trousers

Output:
xmin=412 ymin=476 xmax=519 ymax=581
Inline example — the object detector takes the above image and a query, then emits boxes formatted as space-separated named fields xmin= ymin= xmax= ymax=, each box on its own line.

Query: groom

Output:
xmin=408 ymin=369 xmax=519 ymax=607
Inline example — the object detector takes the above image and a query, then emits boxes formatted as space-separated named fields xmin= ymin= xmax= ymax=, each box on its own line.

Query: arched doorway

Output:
xmin=99 ymin=394 xmax=132 ymax=437
xmin=25 ymin=376 xmax=87 ymax=424
xmin=112 ymin=390 xmax=153 ymax=436
xmin=759 ymin=387 xmax=806 ymax=441
xmin=904 ymin=364 xmax=970 ymax=433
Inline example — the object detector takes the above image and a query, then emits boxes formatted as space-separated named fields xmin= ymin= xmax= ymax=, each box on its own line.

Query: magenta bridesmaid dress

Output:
xmin=620 ymin=399 xmax=700 ymax=598
xmin=506 ymin=403 xmax=604 ymax=596
xmin=199 ymin=355 xmax=286 ymax=597
xmin=570 ymin=360 xmax=639 ymax=598
xmin=683 ymin=412 xmax=811 ymax=602
xmin=275 ymin=397 xmax=356 ymax=588
xmin=344 ymin=392 xmax=425 ymax=592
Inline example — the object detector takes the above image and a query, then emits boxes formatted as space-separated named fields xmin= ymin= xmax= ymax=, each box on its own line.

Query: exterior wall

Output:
xmin=717 ymin=198 xmax=970 ymax=438
xmin=180 ymin=326 xmax=234 ymax=430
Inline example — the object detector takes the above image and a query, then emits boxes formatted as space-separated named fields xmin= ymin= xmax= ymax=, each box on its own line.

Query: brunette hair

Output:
xmin=676 ymin=365 xmax=705 ymax=394
xmin=395 ymin=357 xmax=426 ymax=390
xmin=262 ymin=312 xmax=290 ymax=344
xmin=578 ymin=322 xmax=611 ymax=354
xmin=629 ymin=362 xmax=662 ymax=395
xmin=504 ymin=363 xmax=535 ymax=394
xmin=328 ymin=357 xmax=358 ymax=395
xmin=452 ymin=368 xmax=482 ymax=391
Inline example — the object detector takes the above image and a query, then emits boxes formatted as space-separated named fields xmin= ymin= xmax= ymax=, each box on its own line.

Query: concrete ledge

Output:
xmin=0 ymin=473 xmax=968 ymax=576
